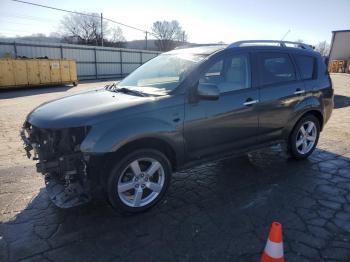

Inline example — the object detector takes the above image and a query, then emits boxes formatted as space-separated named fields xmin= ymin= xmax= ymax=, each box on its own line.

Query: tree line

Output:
xmin=59 ymin=12 xmax=187 ymax=51
xmin=6 ymin=12 xmax=331 ymax=54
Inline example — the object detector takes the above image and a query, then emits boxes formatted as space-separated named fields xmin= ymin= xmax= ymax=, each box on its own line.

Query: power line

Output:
xmin=11 ymin=0 xmax=154 ymax=36
xmin=12 ymin=0 xmax=99 ymax=18
xmin=11 ymin=0 xmax=158 ymax=49
xmin=104 ymin=17 xmax=147 ymax=34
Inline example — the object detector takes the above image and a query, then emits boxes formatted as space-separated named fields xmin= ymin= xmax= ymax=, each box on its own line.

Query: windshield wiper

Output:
xmin=105 ymin=84 xmax=148 ymax=97
xmin=116 ymin=87 xmax=149 ymax=97
xmin=105 ymin=82 xmax=119 ymax=91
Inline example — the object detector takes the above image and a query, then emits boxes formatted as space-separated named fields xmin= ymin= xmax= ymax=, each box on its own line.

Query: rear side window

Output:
xmin=257 ymin=53 xmax=296 ymax=86
xmin=294 ymin=55 xmax=316 ymax=80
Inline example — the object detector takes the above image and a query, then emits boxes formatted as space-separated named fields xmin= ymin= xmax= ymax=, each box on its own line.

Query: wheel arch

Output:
xmin=304 ymin=110 xmax=324 ymax=130
xmin=97 ymin=136 xmax=180 ymax=186
xmin=286 ymin=109 xmax=324 ymax=144
xmin=113 ymin=137 xmax=178 ymax=170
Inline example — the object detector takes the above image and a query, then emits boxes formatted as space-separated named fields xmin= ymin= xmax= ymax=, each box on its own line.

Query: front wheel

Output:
xmin=107 ymin=149 xmax=171 ymax=213
xmin=288 ymin=115 xmax=320 ymax=159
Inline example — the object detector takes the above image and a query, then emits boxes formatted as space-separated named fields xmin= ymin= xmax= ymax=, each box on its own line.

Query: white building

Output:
xmin=329 ymin=30 xmax=350 ymax=60
xmin=329 ymin=30 xmax=350 ymax=73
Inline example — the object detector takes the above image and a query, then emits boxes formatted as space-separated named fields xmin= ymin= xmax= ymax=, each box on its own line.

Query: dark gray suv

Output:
xmin=21 ymin=40 xmax=333 ymax=212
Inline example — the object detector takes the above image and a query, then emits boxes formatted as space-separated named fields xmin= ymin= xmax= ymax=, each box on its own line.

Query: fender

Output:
xmin=282 ymin=96 xmax=323 ymax=139
xmin=80 ymin=115 xmax=184 ymax=159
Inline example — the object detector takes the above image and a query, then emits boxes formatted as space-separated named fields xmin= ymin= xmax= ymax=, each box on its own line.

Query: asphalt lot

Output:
xmin=0 ymin=74 xmax=350 ymax=261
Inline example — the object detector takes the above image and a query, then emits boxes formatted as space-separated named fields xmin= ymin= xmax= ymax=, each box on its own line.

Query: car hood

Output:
xmin=27 ymin=88 xmax=156 ymax=128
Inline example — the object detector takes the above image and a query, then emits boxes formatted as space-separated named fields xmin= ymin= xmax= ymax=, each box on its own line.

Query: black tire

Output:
xmin=288 ymin=114 xmax=320 ymax=160
xmin=107 ymin=149 xmax=171 ymax=213
xmin=73 ymin=81 xmax=78 ymax=86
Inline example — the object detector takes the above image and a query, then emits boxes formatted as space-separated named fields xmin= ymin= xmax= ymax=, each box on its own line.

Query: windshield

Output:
xmin=117 ymin=53 xmax=205 ymax=95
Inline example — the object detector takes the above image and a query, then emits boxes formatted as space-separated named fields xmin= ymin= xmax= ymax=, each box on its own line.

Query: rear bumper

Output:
xmin=323 ymin=90 xmax=334 ymax=127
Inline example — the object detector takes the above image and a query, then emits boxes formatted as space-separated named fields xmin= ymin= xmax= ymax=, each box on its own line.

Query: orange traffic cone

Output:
xmin=261 ymin=222 xmax=284 ymax=262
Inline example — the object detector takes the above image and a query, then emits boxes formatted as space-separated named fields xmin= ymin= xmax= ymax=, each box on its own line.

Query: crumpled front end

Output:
xmin=21 ymin=121 xmax=92 ymax=208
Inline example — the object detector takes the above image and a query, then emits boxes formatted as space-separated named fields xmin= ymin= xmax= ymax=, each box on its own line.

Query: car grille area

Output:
xmin=21 ymin=122 xmax=92 ymax=208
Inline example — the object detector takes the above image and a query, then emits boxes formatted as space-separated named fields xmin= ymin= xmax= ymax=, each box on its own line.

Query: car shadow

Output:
xmin=334 ymin=94 xmax=350 ymax=109
xmin=1 ymin=147 xmax=350 ymax=261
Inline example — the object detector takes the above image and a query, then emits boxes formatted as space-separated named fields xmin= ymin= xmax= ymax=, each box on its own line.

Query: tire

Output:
xmin=288 ymin=114 xmax=320 ymax=160
xmin=107 ymin=149 xmax=171 ymax=213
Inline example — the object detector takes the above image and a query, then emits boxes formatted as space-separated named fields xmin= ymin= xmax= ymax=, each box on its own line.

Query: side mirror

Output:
xmin=197 ymin=83 xmax=220 ymax=101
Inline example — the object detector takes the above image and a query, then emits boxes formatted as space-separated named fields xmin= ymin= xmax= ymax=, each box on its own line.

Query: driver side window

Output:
xmin=202 ymin=60 xmax=224 ymax=83
xmin=199 ymin=53 xmax=250 ymax=93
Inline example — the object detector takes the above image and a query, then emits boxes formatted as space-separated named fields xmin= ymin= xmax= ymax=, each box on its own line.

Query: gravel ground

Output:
xmin=0 ymin=74 xmax=350 ymax=261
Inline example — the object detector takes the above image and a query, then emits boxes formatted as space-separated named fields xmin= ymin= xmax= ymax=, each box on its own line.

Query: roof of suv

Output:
xmin=166 ymin=45 xmax=227 ymax=55
xmin=165 ymin=40 xmax=317 ymax=56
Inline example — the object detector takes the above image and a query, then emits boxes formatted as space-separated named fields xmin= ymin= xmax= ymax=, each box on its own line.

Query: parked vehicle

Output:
xmin=21 ymin=40 xmax=333 ymax=212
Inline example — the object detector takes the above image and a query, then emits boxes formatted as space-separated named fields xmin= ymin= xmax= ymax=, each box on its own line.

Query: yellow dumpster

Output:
xmin=0 ymin=60 xmax=15 ymax=86
xmin=39 ymin=60 xmax=51 ymax=84
xmin=27 ymin=60 xmax=40 ymax=85
xmin=0 ymin=59 xmax=78 ymax=89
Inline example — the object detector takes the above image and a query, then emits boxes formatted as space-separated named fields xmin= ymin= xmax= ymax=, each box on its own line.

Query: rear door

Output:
xmin=253 ymin=51 xmax=306 ymax=143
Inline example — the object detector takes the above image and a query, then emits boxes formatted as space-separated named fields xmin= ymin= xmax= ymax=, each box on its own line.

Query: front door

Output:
xmin=184 ymin=52 xmax=260 ymax=160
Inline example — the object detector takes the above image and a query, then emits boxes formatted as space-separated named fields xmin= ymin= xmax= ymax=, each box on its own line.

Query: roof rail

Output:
xmin=175 ymin=43 xmax=226 ymax=49
xmin=227 ymin=40 xmax=314 ymax=50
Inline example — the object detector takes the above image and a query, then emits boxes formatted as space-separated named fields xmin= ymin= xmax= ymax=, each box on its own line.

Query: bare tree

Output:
xmin=151 ymin=20 xmax=187 ymax=51
xmin=315 ymin=41 xmax=330 ymax=56
xmin=60 ymin=12 xmax=109 ymax=45
xmin=104 ymin=27 xmax=126 ymax=48
xmin=110 ymin=27 xmax=126 ymax=42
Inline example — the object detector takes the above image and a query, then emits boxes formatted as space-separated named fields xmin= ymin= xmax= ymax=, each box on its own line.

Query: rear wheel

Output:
xmin=107 ymin=149 xmax=171 ymax=213
xmin=289 ymin=115 xmax=320 ymax=159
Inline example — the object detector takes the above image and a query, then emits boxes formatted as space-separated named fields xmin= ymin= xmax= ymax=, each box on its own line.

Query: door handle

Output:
xmin=294 ymin=89 xmax=305 ymax=95
xmin=243 ymin=99 xmax=259 ymax=106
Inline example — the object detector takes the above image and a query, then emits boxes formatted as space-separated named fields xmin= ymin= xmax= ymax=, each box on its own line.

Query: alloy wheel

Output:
xmin=295 ymin=121 xmax=317 ymax=155
xmin=117 ymin=158 xmax=165 ymax=207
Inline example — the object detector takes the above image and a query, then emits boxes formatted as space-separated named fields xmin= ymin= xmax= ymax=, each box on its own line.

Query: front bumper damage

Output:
xmin=21 ymin=122 xmax=92 ymax=208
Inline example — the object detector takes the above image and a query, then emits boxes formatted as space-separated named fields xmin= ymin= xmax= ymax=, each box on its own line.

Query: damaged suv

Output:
xmin=21 ymin=40 xmax=333 ymax=212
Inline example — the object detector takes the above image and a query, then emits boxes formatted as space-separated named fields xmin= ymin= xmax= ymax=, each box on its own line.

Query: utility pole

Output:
xmin=145 ymin=31 xmax=148 ymax=50
xmin=101 ymin=13 xmax=104 ymax=46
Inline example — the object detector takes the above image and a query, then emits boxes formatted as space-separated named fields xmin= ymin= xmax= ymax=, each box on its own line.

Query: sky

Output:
xmin=0 ymin=0 xmax=349 ymax=45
